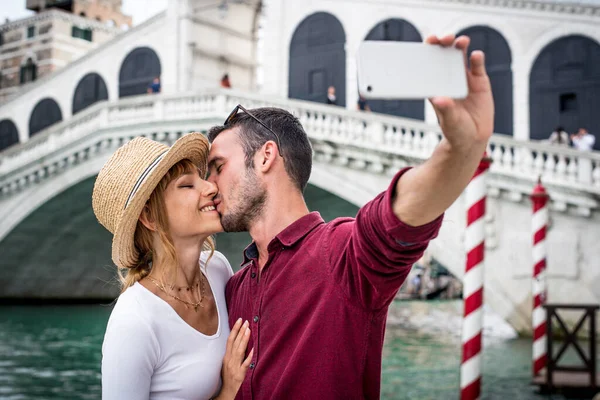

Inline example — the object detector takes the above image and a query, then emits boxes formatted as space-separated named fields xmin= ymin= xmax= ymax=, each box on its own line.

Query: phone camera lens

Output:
xmin=367 ymin=85 xmax=372 ymax=92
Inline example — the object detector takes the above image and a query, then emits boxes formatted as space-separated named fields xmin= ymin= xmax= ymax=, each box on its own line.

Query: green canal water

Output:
xmin=0 ymin=301 xmax=596 ymax=400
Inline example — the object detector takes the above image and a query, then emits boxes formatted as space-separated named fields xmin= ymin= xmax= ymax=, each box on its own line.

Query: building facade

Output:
xmin=259 ymin=0 xmax=600 ymax=147
xmin=26 ymin=0 xmax=132 ymax=27
xmin=0 ymin=0 xmax=262 ymax=151
xmin=0 ymin=1 xmax=131 ymax=103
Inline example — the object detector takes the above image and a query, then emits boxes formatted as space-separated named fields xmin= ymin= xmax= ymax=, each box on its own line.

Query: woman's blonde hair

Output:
xmin=118 ymin=159 xmax=215 ymax=292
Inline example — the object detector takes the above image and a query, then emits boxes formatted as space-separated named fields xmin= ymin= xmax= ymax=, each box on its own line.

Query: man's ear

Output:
xmin=258 ymin=141 xmax=278 ymax=172
xmin=139 ymin=206 xmax=157 ymax=231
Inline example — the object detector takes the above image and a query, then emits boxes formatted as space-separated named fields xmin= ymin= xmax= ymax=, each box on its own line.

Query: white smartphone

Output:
xmin=357 ymin=41 xmax=468 ymax=100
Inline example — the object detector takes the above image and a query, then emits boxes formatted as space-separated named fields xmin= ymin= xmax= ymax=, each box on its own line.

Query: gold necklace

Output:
xmin=147 ymin=275 xmax=206 ymax=312
xmin=172 ymin=279 xmax=201 ymax=292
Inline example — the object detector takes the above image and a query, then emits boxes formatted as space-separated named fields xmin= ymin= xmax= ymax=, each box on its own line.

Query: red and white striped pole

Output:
xmin=531 ymin=178 xmax=549 ymax=377
xmin=461 ymin=153 xmax=491 ymax=400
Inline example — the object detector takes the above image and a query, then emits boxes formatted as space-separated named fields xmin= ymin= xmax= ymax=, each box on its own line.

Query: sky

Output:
xmin=0 ymin=0 xmax=169 ymax=26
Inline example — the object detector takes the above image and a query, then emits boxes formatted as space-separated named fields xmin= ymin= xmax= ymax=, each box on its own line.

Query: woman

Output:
xmin=92 ymin=133 xmax=251 ymax=399
xmin=548 ymin=126 xmax=569 ymax=146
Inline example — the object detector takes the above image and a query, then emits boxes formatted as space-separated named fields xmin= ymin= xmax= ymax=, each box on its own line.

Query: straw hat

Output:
xmin=92 ymin=133 xmax=209 ymax=270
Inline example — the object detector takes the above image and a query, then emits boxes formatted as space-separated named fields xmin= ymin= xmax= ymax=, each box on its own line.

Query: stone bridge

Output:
xmin=1 ymin=89 xmax=599 ymax=334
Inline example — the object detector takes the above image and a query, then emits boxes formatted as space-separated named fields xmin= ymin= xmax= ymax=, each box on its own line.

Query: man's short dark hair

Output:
xmin=207 ymin=107 xmax=313 ymax=192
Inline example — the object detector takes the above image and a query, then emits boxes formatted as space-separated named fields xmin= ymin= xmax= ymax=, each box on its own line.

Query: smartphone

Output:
xmin=356 ymin=41 xmax=468 ymax=100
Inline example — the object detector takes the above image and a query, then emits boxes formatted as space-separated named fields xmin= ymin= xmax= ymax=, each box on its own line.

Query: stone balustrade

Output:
xmin=1 ymin=89 xmax=599 ymax=215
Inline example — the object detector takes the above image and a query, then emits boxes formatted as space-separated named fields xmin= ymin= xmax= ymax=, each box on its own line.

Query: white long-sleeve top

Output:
xmin=101 ymin=251 xmax=234 ymax=400
xmin=572 ymin=133 xmax=596 ymax=151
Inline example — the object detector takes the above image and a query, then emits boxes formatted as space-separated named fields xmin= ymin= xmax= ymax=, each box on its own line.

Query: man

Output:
xmin=207 ymin=34 xmax=493 ymax=399
xmin=221 ymin=73 xmax=232 ymax=88
xmin=326 ymin=85 xmax=337 ymax=105
xmin=571 ymin=127 xmax=596 ymax=151
xmin=357 ymin=93 xmax=371 ymax=112
xmin=147 ymin=76 xmax=161 ymax=94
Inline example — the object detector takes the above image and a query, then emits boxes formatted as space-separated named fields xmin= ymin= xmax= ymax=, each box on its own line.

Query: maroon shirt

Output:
xmin=225 ymin=170 xmax=443 ymax=399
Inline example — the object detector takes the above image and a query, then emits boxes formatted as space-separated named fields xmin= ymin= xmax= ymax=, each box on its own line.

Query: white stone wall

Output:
xmin=186 ymin=1 xmax=259 ymax=92
xmin=258 ymin=0 xmax=600 ymax=140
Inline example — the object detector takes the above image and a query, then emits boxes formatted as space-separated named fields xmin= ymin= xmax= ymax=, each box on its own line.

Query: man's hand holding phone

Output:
xmin=426 ymin=34 xmax=494 ymax=151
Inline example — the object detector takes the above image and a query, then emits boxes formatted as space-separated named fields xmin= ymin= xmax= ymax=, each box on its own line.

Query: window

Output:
xmin=71 ymin=26 xmax=92 ymax=42
xmin=0 ymin=32 xmax=3 ymax=47
xmin=20 ymin=58 xmax=37 ymax=84
xmin=309 ymin=69 xmax=325 ymax=95
xmin=560 ymin=93 xmax=577 ymax=112
xmin=27 ymin=26 xmax=35 ymax=38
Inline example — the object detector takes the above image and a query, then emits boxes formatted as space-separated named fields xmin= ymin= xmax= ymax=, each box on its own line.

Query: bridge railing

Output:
xmin=1 ymin=89 xmax=599 ymax=209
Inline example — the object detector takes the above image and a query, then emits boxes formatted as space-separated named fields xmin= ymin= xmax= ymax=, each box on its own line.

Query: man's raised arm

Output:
xmin=393 ymin=34 xmax=494 ymax=227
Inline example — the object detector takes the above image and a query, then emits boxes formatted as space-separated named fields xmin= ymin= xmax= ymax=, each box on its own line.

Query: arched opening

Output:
xmin=72 ymin=72 xmax=108 ymax=115
xmin=364 ymin=18 xmax=423 ymax=119
xmin=79 ymin=12 xmax=86 ymax=17
xmin=288 ymin=12 xmax=346 ymax=106
xmin=29 ymin=98 xmax=62 ymax=137
xmin=0 ymin=176 xmax=118 ymax=299
xmin=0 ymin=119 xmax=19 ymax=151
xmin=20 ymin=58 xmax=37 ymax=84
xmin=118 ymin=47 xmax=162 ymax=98
xmin=530 ymin=35 xmax=600 ymax=148
xmin=458 ymin=26 xmax=513 ymax=135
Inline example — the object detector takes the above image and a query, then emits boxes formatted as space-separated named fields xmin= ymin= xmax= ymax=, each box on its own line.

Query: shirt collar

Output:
xmin=242 ymin=212 xmax=325 ymax=264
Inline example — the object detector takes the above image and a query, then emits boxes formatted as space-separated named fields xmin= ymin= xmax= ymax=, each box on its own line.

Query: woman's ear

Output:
xmin=139 ymin=206 xmax=157 ymax=231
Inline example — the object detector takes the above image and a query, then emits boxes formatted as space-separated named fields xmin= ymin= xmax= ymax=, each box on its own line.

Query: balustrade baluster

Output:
xmin=592 ymin=161 xmax=600 ymax=188
xmin=411 ymin=129 xmax=422 ymax=156
xmin=543 ymin=151 xmax=556 ymax=179
xmin=555 ymin=154 xmax=567 ymax=182
xmin=314 ymin=114 xmax=324 ymax=138
xmin=353 ymin=119 xmax=364 ymax=142
xmin=504 ymin=145 xmax=516 ymax=173
xmin=490 ymin=145 xmax=503 ymax=171
xmin=383 ymin=125 xmax=393 ymax=147
xmin=298 ymin=111 xmax=308 ymax=130
xmin=567 ymin=158 xmax=578 ymax=182
xmin=330 ymin=116 xmax=340 ymax=139
xmin=321 ymin=115 xmax=333 ymax=139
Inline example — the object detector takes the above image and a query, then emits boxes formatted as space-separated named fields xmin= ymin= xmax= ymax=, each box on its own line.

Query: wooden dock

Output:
xmin=531 ymin=304 xmax=599 ymax=398
xmin=532 ymin=371 xmax=600 ymax=396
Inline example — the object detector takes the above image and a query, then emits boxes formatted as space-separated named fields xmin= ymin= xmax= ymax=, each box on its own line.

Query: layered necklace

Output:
xmin=148 ymin=273 xmax=206 ymax=312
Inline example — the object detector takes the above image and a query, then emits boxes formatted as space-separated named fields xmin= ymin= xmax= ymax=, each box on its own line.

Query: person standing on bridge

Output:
xmin=92 ymin=133 xmax=252 ymax=399
xmin=205 ymin=33 xmax=494 ymax=399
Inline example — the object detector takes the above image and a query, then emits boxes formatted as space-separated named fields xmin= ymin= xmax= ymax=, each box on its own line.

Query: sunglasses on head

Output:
xmin=224 ymin=104 xmax=284 ymax=159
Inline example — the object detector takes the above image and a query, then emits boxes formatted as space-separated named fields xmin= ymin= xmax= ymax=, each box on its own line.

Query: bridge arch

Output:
xmin=29 ymin=98 xmax=62 ymax=137
xmin=119 ymin=47 xmax=161 ymax=98
xmin=288 ymin=12 xmax=346 ymax=106
xmin=0 ymin=162 xmax=361 ymax=292
xmin=0 ymin=119 xmax=19 ymax=151
xmin=72 ymin=72 xmax=109 ymax=115
xmin=364 ymin=18 xmax=423 ymax=119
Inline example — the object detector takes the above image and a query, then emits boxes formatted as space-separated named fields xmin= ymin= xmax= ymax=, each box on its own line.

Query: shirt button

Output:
xmin=249 ymin=362 xmax=255 ymax=369
xmin=253 ymin=315 xmax=259 ymax=323
xmin=251 ymin=272 xmax=256 ymax=278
